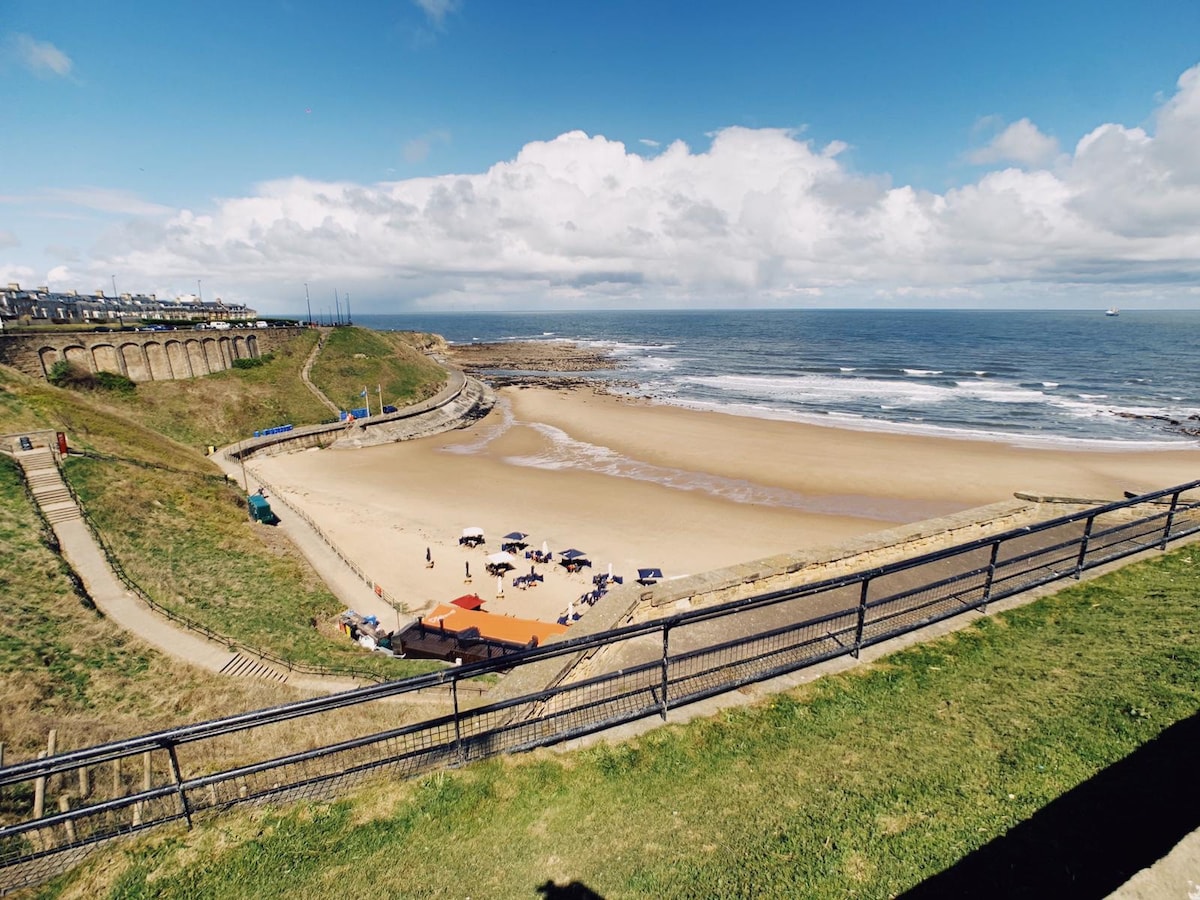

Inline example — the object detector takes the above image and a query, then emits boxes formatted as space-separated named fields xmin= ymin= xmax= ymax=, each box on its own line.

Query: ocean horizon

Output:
xmin=355 ymin=308 xmax=1200 ymax=450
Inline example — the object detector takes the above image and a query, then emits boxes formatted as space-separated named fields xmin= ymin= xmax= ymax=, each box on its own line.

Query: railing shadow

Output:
xmin=899 ymin=710 xmax=1200 ymax=899
xmin=536 ymin=879 xmax=605 ymax=899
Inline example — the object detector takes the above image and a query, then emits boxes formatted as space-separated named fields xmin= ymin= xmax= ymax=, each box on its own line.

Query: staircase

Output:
xmin=16 ymin=447 xmax=80 ymax=524
xmin=219 ymin=652 xmax=291 ymax=683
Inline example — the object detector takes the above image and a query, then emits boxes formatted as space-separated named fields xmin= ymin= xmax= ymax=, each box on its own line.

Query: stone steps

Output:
xmin=42 ymin=502 xmax=81 ymax=524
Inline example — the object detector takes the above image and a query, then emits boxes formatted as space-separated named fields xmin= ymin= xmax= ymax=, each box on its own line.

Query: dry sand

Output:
xmin=249 ymin=386 xmax=1199 ymax=626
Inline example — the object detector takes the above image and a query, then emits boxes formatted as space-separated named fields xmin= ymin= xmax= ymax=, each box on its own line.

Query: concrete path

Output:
xmin=15 ymin=447 xmax=285 ymax=681
xmin=13 ymin=445 xmax=368 ymax=691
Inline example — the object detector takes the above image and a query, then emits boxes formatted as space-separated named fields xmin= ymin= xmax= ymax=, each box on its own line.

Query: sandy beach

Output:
xmin=249 ymin=385 xmax=1200 ymax=626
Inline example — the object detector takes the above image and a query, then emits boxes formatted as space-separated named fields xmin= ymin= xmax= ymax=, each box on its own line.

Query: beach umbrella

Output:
xmin=461 ymin=526 xmax=484 ymax=539
xmin=541 ymin=540 xmax=549 ymax=555
xmin=561 ymin=549 xmax=587 ymax=561
xmin=637 ymin=567 xmax=663 ymax=583
xmin=496 ymin=575 xmax=504 ymax=595
xmin=607 ymin=562 xmax=613 ymax=578
xmin=487 ymin=551 xmax=516 ymax=566
xmin=465 ymin=561 xmax=471 ymax=578
xmin=503 ymin=531 xmax=528 ymax=541
xmin=426 ymin=547 xmax=431 ymax=563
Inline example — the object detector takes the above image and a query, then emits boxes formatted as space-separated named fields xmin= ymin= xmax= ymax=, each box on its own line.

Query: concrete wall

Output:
xmin=0 ymin=327 xmax=306 ymax=383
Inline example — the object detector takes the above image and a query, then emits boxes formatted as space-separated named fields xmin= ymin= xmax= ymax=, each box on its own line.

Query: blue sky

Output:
xmin=3 ymin=0 xmax=1200 ymax=313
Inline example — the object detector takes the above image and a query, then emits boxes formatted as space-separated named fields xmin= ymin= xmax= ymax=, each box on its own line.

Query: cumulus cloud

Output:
xmin=969 ymin=118 xmax=1061 ymax=168
xmin=64 ymin=62 xmax=1200 ymax=309
xmin=7 ymin=33 xmax=72 ymax=78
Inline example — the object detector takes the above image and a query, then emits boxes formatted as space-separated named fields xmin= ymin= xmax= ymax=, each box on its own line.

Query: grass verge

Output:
xmin=36 ymin=544 xmax=1200 ymax=899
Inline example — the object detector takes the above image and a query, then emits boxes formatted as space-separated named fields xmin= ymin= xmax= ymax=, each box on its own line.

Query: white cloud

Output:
xmin=7 ymin=33 xmax=73 ymax=78
xmin=413 ymin=0 xmax=460 ymax=27
xmin=639 ymin=139 xmax=661 ymax=149
xmin=45 ymin=187 xmax=173 ymax=216
xmin=969 ymin=118 xmax=1061 ymax=168
xmin=48 ymin=62 xmax=1200 ymax=310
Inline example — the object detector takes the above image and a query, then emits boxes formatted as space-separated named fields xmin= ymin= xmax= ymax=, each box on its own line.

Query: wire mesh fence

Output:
xmin=2 ymin=480 xmax=1198 ymax=894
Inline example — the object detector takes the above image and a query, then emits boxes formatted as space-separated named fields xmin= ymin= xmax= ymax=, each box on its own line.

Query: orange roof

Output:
xmin=420 ymin=603 xmax=568 ymax=646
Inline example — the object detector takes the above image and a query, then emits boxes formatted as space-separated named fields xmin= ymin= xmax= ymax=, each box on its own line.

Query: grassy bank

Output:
xmin=38 ymin=544 xmax=1200 ymax=899
xmin=307 ymin=326 xmax=446 ymax=415
xmin=0 ymin=454 xmax=301 ymax=760
xmin=86 ymin=327 xmax=445 ymax=451
xmin=0 ymin=346 xmax=445 ymax=699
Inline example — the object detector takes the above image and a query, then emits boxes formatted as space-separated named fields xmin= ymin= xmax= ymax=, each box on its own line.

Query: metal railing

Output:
xmin=1 ymin=480 xmax=1197 ymax=894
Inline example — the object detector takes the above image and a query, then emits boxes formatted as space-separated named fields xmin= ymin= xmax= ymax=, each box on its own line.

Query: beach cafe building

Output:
xmin=399 ymin=603 xmax=569 ymax=664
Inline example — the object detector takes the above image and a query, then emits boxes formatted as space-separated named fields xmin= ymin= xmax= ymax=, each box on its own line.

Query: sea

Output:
xmin=355 ymin=309 xmax=1200 ymax=450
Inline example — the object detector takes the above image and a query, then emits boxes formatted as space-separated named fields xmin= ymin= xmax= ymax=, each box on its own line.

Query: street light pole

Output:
xmin=111 ymin=275 xmax=117 ymax=299
xmin=304 ymin=282 xmax=312 ymax=326
xmin=197 ymin=279 xmax=202 ymax=303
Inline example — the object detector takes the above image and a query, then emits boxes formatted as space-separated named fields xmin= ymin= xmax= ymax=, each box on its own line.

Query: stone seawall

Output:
xmin=0 ymin=327 xmax=306 ymax=383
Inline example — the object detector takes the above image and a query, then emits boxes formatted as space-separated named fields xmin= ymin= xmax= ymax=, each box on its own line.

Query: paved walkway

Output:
xmin=14 ymin=446 xmax=300 ymax=684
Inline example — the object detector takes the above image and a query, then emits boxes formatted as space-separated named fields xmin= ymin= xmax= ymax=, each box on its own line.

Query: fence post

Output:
xmin=853 ymin=577 xmax=870 ymax=658
xmin=660 ymin=624 xmax=671 ymax=720
xmin=1074 ymin=514 xmax=1095 ymax=577
xmin=164 ymin=742 xmax=192 ymax=829
xmin=451 ymin=678 xmax=465 ymax=763
xmin=981 ymin=540 xmax=1001 ymax=613
xmin=33 ymin=751 xmax=46 ymax=819
xmin=1161 ymin=490 xmax=1182 ymax=549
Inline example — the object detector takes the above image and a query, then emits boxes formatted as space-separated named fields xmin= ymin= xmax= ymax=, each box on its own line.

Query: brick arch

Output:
xmin=91 ymin=343 xmax=121 ymax=375
xmin=39 ymin=346 xmax=66 ymax=377
xmin=185 ymin=338 xmax=210 ymax=375
xmin=201 ymin=337 xmax=224 ymax=372
xmin=165 ymin=339 xmax=193 ymax=378
xmin=63 ymin=345 xmax=91 ymax=372
xmin=143 ymin=340 xmax=173 ymax=380
xmin=119 ymin=342 xmax=149 ymax=381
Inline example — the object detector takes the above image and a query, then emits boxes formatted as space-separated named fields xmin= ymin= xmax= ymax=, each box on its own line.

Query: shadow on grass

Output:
xmin=901 ymin=710 xmax=1200 ymax=899
xmin=536 ymin=879 xmax=604 ymax=899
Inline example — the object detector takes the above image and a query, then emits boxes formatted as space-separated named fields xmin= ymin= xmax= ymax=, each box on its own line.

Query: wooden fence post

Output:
xmin=58 ymin=796 xmax=76 ymax=843
xmin=33 ymin=751 xmax=47 ymax=818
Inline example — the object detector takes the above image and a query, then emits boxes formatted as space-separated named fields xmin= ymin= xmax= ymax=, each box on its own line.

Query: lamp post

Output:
xmin=111 ymin=275 xmax=117 ymax=300
xmin=197 ymin=279 xmax=202 ymax=303
xmin=304 ymin=283 xmax=312 ymax=326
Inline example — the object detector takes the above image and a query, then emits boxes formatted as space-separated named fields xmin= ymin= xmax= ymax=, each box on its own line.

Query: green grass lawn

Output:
xmin=38 ymin=543 xmax=1200 ymax=899
xmin=63 ymin=453 xmax=442 ymax=680
xmin=0 ymin=354 xmax=445 ymax=692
